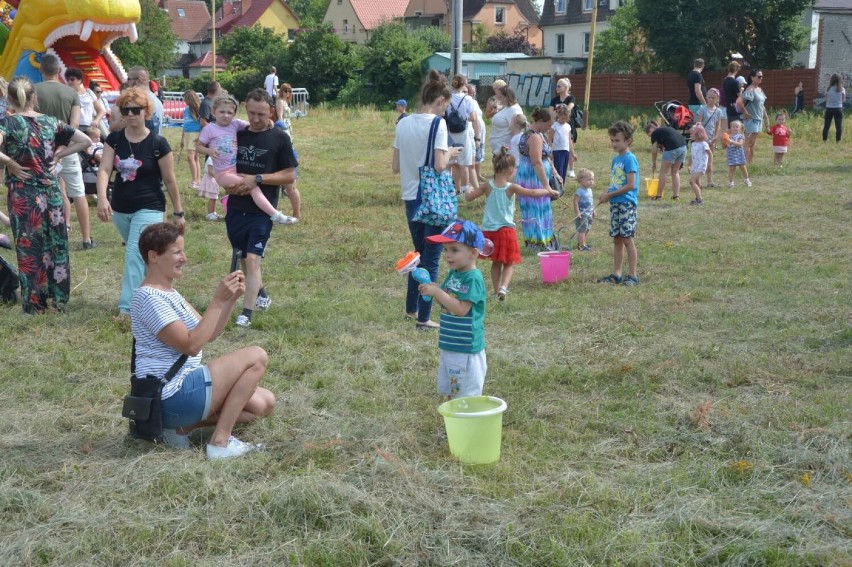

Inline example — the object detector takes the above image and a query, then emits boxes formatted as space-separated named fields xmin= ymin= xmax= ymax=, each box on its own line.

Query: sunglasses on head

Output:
xmin=120 ymin=106 xmax=143 ymax=116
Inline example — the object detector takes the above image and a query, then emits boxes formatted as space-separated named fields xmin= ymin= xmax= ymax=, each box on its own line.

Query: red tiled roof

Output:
xmin=162 ymin=0 xmax=212 ymax=41
xmin=188 ymin=51 xmax=229 ymax=67
xmin=215 ymin=0 xmax=274 ymax=34
xmin=350 ymin=0 xmax=409 ymax=30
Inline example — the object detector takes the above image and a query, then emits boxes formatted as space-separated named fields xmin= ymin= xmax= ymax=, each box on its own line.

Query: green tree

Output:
xmin=288 ymin=0 xmax=331 ymax=27
xmin=411 ymin=26 xmax=451 ymax=54
xmin=111 ymin=0 xmax=177 ymax=75
xmin=361 ymin=22 xmax=431 ymax=104
xmin=634 ymin=0 xmax=812 ymax=71
xmin=280 ymin=25 xmax=359 ymax=102
xmin=218 ymin=25 xmax=288 ymax=71
xmin=594 ymin=1 xmax=657 ymax=73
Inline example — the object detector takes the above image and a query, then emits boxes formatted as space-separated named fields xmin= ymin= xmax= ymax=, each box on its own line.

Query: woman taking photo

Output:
xmin=0 ymin=77 xmax=90 ymax=313
xmin=517 ymin=107 xmax=560 ymax=250
xmin=489 ymin=85 xmax=523 ymax=155
xmin=485 ymin=79 xmax=506 ymax=119
xmin=392 ymin=70 xmax=461 ymax=330
xmin=96 ymin=87 xmax=184 ymax=320
xmin=741 ymin=69 xmax=770 ymax=165
xmin=132 ymin=222 xmax=275 ymax=458
xmin=179 ymin=90 xmax=202 ymax=189
xmin=823 ymin=73 xmax=846 ymax=143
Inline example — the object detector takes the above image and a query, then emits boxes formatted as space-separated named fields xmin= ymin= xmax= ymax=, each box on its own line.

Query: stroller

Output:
xmin=654 ymin=100 xmax=694 ymax=141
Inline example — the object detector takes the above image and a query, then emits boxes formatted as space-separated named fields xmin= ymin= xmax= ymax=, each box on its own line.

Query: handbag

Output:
xmin=411 ymin=116 xmax=458 ymax=227
xmin=122 ymin=339 xmax=188 ymax=443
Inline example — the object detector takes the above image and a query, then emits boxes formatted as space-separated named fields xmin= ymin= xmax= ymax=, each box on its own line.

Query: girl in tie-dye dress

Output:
xmin=516 ymin=108 xmax=560 ymax=250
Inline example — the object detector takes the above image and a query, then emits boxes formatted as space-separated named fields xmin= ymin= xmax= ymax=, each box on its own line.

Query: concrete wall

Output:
xmin=816 ymin=13 xmax=852 ymax=93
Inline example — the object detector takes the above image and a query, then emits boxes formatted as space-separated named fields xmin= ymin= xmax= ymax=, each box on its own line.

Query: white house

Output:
xmin=539 ymin=0 xmax=623 ymax=66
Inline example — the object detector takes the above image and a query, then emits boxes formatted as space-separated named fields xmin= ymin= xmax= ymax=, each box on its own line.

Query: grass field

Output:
xmin=0 ymin=105 xmax=849 ymax=565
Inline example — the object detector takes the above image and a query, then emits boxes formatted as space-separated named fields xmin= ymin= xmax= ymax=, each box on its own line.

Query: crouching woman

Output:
xmin=131 ymin=223 xmax=275 ymax=459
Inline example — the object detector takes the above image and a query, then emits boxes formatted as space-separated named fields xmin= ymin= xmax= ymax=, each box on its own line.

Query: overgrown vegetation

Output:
xmin=0 ymin=106 xmax=849 ymax=564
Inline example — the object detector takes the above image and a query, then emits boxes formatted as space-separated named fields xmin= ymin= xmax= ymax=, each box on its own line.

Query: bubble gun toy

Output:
xmin=395 ymin=251 xmax=432 ymax=302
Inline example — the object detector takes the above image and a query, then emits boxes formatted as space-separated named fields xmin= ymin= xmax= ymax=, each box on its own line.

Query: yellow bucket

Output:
xmin=438 ymin=396 xmax=507 ymax=464
xmin=646 ymin=178 xmax=663 ymax=198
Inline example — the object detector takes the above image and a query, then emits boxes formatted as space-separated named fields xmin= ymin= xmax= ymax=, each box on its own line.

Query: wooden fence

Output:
xmin=556 ymin=69 xmax=820 ymax=109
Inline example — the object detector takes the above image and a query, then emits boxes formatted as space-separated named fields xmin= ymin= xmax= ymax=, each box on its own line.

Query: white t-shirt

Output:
xmin=551 ymin=121 xmax=572 ymax=152
xmin=509 ymin=132 xmax=522 ymax=164
xmin=264 ymin=73 xmax=279 ymax=98
xmin=490 ymin=104 xmax=524 ymax=154
xmin=393 ymin=113 xmax=449 ymax=201
xmin=690 ymin=141 xmax=710 ymax=174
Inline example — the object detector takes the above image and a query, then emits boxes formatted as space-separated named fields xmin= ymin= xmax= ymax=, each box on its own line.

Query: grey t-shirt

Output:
xmin=825 ymin=87 xmax=846 ymax=109
xmin=34 ymin=81 xmax=80 ymax=123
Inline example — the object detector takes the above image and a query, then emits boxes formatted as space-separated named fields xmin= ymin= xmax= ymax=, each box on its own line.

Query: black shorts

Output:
xmin=225 ymin=210 xmax=272 ymax=258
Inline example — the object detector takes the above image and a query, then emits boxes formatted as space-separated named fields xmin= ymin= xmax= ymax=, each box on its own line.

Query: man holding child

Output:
xmin=225 ymin=89 xmax=297 ymax=328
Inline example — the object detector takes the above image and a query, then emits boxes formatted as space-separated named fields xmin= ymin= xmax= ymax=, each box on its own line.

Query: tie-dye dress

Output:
xmin=516 ymin=129 xmax=555 ymax=249
xmin=0 ymin=114 xmax=75 ymax=313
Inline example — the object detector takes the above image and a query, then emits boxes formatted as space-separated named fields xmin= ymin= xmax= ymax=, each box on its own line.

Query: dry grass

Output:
xmin=0 ymin=106 xmax=849 ymax=565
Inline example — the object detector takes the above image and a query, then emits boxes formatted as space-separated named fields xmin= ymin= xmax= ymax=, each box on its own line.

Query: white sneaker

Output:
xmin=270 ymin=211 xmax=298 ymax=225
xmin=206 ymin=212 xmax=220 ymax=221
xmin=728 ymin=181 xmax=735 ymax=188
xmin=744 ymin=179 xmax=753 ymax=187
xmin=568 ymin=170 xmax=576 ymax=178
xmin=162 ymin=428 xmax=191 ymax=450
xmin=235 ymin=314 xmax=251 ymax=328
xmin=206 ymin=436 xmax=260 ymax=460
xmin=255 ymin=295 xmax=271 ymax=310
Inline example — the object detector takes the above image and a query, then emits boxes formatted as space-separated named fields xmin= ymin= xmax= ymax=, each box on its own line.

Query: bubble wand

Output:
xmin=395 ymin=251 xmax=432 ymax=302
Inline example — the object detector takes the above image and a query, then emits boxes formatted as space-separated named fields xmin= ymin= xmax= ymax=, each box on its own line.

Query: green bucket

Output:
xmin=437 ymin=396 xmax=508 ymax=464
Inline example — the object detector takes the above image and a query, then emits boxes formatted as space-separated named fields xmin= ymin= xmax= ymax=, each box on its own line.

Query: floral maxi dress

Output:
xmin=0 ymin=114 xmax=75 ymax=313
xmin=516 ymin=129 xmax=555 ymax=249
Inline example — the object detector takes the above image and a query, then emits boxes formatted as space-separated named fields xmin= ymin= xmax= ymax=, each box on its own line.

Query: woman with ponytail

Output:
xmin=392 ymin=70 xmax=461 ymax=330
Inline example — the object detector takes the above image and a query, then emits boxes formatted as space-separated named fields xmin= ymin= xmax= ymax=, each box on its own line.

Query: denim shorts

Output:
xmin=662 ymin=145 xmax=687 ymax=163
xmin=161 ymin=366 xmax=212 ymax=429
xmin=744 ymin=118 xmax=763 ymax=135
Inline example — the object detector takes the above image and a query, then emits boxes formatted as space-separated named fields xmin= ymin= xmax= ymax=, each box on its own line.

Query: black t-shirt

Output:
xmin=650 ymin=126 xmax=686 ymax=151
xmin=722 ymin=76 xmax=740 ymax=112
xmin=199 ymin=96 xmax=213 ymax=124
xmin=687 ymin=70 xmax=705 ymax=105
xmin=227 ymin=127 xmax=297 ymax=214
xmin=106 ymin=130 xmax=171 ymax=214
xmin=549 ymin=94 xmax=575 ymax=109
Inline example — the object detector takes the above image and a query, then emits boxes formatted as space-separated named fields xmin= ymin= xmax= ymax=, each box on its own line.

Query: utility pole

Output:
xmin=211 ymin=0 xmax=217 ymax=80
xmin=450 ymin=0 xmax=462 ymax=77
xmin=582 ymin=0 xmax=599 ymax=128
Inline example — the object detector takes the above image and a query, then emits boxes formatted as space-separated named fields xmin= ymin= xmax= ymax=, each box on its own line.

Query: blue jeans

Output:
xmin=404 ymin=200 xmax=443 ymax=323
xmin=161 ymin=366 xmax=213 ymax=429
xmin=112 ymin=209 xmax=164 ymax=314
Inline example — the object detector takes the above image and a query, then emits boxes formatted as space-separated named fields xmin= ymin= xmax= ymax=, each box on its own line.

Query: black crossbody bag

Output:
xmin=122 ymin=339 xmax=188 ymax=443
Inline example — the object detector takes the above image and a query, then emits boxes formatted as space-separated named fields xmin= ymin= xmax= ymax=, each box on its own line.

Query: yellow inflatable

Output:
xmin=0 ymin=0 xmax=140 ymax=91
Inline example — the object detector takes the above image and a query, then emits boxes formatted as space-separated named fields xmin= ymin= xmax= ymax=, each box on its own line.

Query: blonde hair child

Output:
xmin=688 ymin=123 xmax=710 ymax=205
xmin=573 ymin=168 xmax=596 ymax=250
xmin=725 ymin=120 xmax=751 ymax=187
xmin=196 ymin=95 xmax=297 ymax=225
xmin=767 ymin=110 xmax=792 ymax=167
xmin=464 ymin=148 xmax=559 ymax=300
xmin=548 ymin=104 xmax=572 ymax=184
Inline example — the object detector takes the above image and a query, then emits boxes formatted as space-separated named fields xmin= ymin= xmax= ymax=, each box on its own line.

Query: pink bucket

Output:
xmin=538 ymin=251 xmax=571 ymax=284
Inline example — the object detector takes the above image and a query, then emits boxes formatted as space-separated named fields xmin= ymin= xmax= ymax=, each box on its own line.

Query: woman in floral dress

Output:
xmin=0 ymin=77 xmax=90 ymax=313
xmin=517 ymin=107 xmax=561 ymax=250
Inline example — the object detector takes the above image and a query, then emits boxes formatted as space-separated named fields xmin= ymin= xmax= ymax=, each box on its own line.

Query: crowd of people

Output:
xmin=392 ymin=63 xmax=846 ymax=403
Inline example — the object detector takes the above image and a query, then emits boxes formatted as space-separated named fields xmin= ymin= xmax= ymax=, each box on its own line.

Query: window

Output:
xmin=177 ymin=8 xmax=185 ymax=17
xmin=556 ymin=0 xmax=567 ymax=12
xmin=343 ymin=19 xmax=348 ymax=32
xmin=556 ymin=33 xmax=565 ymax=54
xmin=495 ymin=7 xmax=505 ymax=25
xmin=583 ymin=0 xmax=594 ymax=10
xmin=583 ymin=32 xmax=590 ymax=55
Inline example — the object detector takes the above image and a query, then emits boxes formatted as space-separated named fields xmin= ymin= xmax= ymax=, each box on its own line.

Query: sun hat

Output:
xmin=427 ymin=219 xmax=493 ymax=255
xmin=395 ymin=99 xmax=407 ymax=108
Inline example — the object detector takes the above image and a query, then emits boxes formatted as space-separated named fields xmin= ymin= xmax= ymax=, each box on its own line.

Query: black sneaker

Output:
xmin=623 ymin=275 xmax=640 ymax=286
xmin=83 ymin=240 xmax=96 ymax=250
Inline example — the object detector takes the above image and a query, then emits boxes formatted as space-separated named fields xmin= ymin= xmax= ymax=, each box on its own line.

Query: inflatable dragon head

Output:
xmin=0 ymin=0 xmax=140 ymax=93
